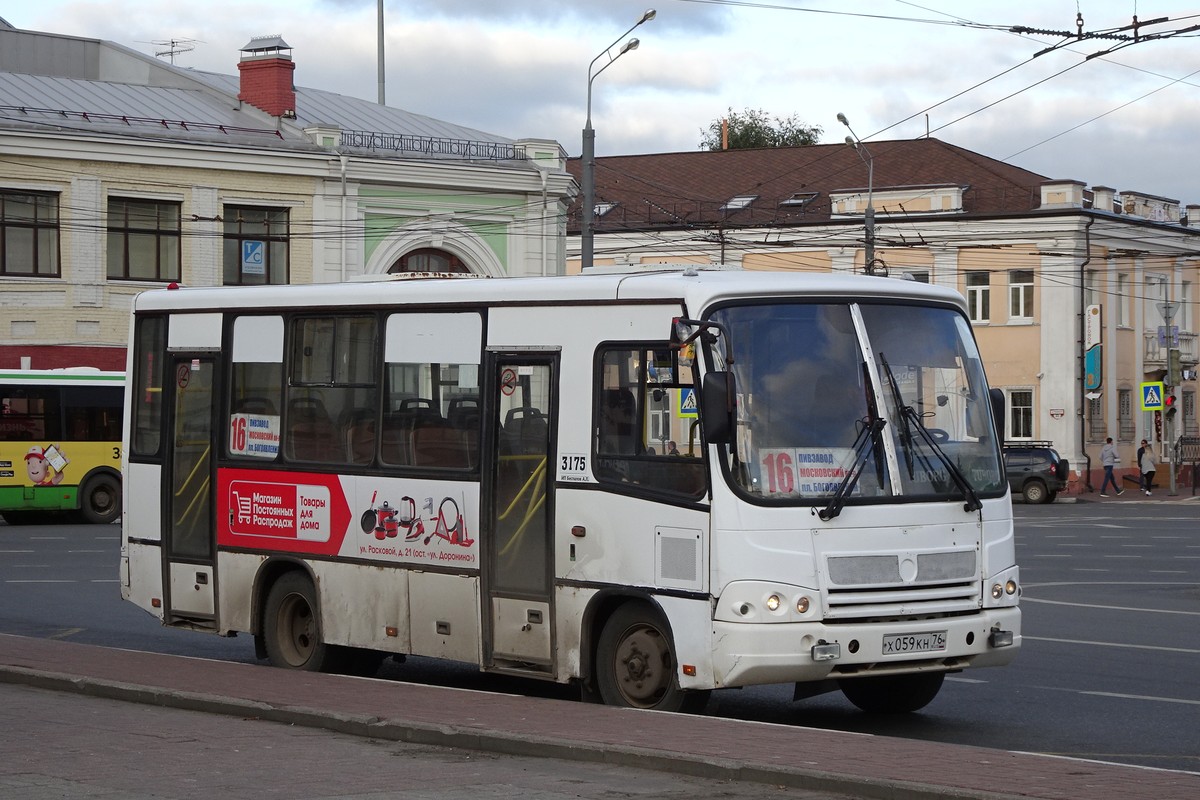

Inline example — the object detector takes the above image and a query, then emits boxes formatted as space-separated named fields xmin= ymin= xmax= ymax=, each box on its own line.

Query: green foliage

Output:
xmin=700 ymin=107 xmax=822 ymax=150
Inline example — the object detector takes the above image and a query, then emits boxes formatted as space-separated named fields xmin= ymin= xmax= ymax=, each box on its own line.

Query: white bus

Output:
xmin=119 ymin=268 xmax=1019 ymax=713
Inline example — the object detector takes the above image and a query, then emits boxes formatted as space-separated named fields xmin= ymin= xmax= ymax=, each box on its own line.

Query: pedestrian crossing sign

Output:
xmin=678 ymin=388 xmax=698 ymax=418
xmin=1140 ymin=381 xmax=1165 ymax=411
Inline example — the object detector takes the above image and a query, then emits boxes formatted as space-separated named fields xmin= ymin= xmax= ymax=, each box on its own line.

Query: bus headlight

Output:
xmin=991 ymin=583 xmax=1004 ymax=599
xmin=715 ymin=582 xmax=819 ymax=622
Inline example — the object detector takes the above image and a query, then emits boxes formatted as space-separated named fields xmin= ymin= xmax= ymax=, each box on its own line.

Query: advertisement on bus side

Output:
xmin=216 ymin=467 xmax=479 ymax=567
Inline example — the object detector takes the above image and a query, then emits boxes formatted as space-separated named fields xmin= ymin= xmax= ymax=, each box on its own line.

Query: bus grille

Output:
xmin=823 ymin=551 xmax=980 ymax=620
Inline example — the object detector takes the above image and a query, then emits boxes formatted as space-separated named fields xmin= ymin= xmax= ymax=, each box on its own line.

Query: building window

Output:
xmin=0 ymin=190 xmax=59 ymax=276
xmin=1083 ymin=268 xmax=1098 ymax=309
xmin=1118 ymin=388 xmax=1134 ymax=441
xmin=1009 ymin=389 xmax=1032 ymax=440
xmin=1116 ymin=273 xmax=1130 ymax=326
xmin=1143 ymin=275 xmax=1166 ymax=330
xmin=1087 ymin=397 xmax=1105 ymax=442
xmin=905 ymin=270 xmax=930 ymax=283
xmin=1182 ymin=280 xmax=1193 ymax=332
xmin=721 ymin=195 xmax=758 ymax=211
xmin=390 ymin=248 xmax=469 ymax=274
xmin=1184 ymin=390 xmax=1197 ymax=436
xmin=223 ymin=206 xmax=289 ymax=285
xmin=966 ymin=271 xmax=990 ymax=323
xmin=107 ymin=198 xmax=181 ymax=281
xmin=1009 ymin=270 xmax=1034 ymax=320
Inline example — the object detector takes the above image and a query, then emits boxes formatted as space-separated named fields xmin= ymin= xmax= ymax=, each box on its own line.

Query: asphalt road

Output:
xmin=1 ymin=500 xmax=1197 ymax=775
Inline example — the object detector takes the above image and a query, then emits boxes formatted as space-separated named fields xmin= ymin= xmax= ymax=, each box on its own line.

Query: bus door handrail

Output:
xmin=497 ymin=454 xmax=547 ymax=556
xmin=173 ymin=444 xmax=211 ymax=528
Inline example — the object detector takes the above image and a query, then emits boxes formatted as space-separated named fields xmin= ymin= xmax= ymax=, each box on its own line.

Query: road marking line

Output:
xmin=1078 ymin=690 xmax=1200 ymax=707
xmin=1024 ymin=635 xmax=1200 ymax=654
xmin=48 ymin=627 xmax=83 ymax=640
xmin=4 ymin=579 xmax=76 ymax=583
xmin=1022 ymin=597 xmax=1200 ymax=616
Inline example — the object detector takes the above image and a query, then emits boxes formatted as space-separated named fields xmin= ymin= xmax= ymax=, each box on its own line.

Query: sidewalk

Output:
xmin=2 ymin=634 xmax=1198 ymax=800
xmin=1065 ymin=469 xmax=1199 ymax=501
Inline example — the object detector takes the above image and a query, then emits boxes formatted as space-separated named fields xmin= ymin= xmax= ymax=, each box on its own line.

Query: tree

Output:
xmin=700 ymin=107 xmax=822 ymax=151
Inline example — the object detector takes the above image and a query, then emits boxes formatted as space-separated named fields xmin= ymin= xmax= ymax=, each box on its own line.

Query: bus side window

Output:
xmin=593 ymin=345 xmax=706 ymax=498
xmin=285 ymin=394 xmax=342 ymax=462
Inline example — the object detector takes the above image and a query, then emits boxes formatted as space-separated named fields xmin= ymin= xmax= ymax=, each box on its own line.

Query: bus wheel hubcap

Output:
xmin=616 ymin=626 xmax=668 ymax=705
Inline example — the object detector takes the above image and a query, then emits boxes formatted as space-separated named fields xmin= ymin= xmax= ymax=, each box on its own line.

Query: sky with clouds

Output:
xmin=5 ymin=1 xmax=1200 ymax=204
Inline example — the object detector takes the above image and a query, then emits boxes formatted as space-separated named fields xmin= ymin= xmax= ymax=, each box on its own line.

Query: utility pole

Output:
xmin=1158 ymin=301 xmax=1179 ymax=496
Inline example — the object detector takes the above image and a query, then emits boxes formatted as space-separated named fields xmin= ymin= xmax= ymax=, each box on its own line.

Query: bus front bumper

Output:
xmin=709 ymin=607 xmax=1020 ymax=689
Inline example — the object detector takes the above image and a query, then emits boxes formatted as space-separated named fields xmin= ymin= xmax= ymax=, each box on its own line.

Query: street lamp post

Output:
xmin=837 ymin=113 xmax=876 ymax=275
xmin=582 ymin=9 xmax=655 ymax=271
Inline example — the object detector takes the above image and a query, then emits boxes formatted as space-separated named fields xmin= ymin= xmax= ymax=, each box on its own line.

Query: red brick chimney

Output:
xmin=238 ymin=35 xmax=296 ymax=118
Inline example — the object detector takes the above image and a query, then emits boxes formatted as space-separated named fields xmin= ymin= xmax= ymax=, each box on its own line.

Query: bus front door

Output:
xmin=163 ymin=356 xmax=217 ymax=628
xmin=483 ymin=356 xmax=556 ymax=676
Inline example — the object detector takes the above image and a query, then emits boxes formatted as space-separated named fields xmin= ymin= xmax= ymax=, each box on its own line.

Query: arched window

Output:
xmin=389 ymin=248 xmax=470 ymax=274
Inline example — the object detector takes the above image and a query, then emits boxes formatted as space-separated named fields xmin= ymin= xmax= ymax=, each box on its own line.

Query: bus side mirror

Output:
xmin=701 ymin=371 xmax=736 ymax=445
xmin=989 ymin=387 xmax=1005 ymax=443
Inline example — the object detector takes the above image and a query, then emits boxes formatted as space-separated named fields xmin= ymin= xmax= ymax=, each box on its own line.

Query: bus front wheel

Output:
xmin=263 ymin=573 xmax=334 ymax=672
xmin=839 ymin=672 xmax=945 ymax=713
xmin=595 ymin=601 xmax=709 ymax=713
xmin=79 ymin=474 xmax=121 ymax=524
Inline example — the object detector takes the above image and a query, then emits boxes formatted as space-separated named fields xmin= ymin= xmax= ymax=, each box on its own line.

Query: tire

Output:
xmin=263 ymin=572 xmax=335 ymax=672
xmin=840 ymin=672 xmax=945 ymax=714
xmin=79 ymin=474 xmax=121 ymax=524
xmin=1047 ymin=491 xmax=1058 ymax=503
xmin=1022 ymin=480 xmax=1048 ymax=504
xmin=595 ymin=601 xmax=710 ymax=713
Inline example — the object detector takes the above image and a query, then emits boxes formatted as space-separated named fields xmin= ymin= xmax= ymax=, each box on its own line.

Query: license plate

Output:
xmin=882 ymin=631 xmax=947 ymax=655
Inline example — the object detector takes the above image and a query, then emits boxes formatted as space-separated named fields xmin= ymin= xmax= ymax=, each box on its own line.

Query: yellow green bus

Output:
xmin=0 ymin=369 xmax=124 ymax=525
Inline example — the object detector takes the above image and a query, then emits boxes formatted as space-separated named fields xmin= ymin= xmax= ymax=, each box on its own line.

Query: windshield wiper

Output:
xmin=879 ymin=355 xmax=916 ymax=478
xmin=818 ymin=416 xmax=886 ymax=521
xmin=879 ymin=354 xmax=982 ymax=513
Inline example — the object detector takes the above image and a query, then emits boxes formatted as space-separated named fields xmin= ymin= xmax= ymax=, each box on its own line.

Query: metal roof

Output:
xmin=0 ymin=26 xmax=527 ymax=162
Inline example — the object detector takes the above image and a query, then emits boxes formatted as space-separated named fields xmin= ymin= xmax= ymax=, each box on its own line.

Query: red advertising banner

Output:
xmin=217 ymin=468 xmax=352 ymax=555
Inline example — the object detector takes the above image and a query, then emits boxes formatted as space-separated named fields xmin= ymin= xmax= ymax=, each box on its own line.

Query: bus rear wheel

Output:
xmin=839 ymin=672 xmax=945 ymax=713
xmin=79 ymin=474 xmax=121 ymax=524
xmin=263 ymin=573 xmax=334 ymax=672
xmin=595 ymin=601 xmax=709 ymax=713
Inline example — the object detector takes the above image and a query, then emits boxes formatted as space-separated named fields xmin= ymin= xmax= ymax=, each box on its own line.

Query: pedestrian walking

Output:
xmin=1139 ymin=439 xmax=1157 ymax=495
xmin=1099 ymin=437 xmax=1123 ymax=496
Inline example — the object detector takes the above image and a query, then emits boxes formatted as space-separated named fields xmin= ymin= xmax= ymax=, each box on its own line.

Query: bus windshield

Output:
xmin=710 ymin=301 xmax=1004 ymax=504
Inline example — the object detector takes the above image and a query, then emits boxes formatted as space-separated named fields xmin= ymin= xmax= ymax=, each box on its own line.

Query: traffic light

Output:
xmin=1165 ymin=392 xmax=1178 ymax=418
xmin=1168 ymin=349 xmax=1182 ymax=385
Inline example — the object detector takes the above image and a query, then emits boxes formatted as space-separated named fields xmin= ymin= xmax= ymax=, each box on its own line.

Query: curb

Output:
xmin=0 ymin=663 xmax=1030 ymax=800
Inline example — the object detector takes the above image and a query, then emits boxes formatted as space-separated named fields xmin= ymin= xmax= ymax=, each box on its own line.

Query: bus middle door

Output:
xmin=163 ymin=355 xmax=218 ymax=629
xmin=482 ymin=354 xmax=557 ymax=676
